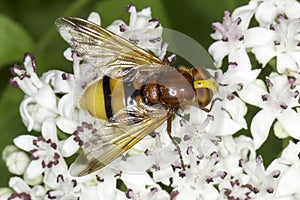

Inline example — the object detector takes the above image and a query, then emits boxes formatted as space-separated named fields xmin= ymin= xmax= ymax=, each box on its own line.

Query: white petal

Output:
xmin=276 ymin=166 xmax=300 ymax=196
xmin=251 ymin=45 xmax=276 ymax=67
xmin=63 ymin=48 xmax=73 ymax=61
xmin=232 ymin=1 xmax=257 ymax=30
xmin=208 ymin=41 xmax=229 ymax=68
xmin=13 ymin=135 xmax=36 ymax=151
xmin=285 ymin=1 xmax=300 ymax=19
xmin=8 ymin=177 xmax=31 ymax=193
xmin=274 ymin=121 xmax=289 ymax=139
xmin=228 ymin=48 xmax=251 ymax=70
xmin=41 ymin=118 xmax=57 ymax=141
xmin=290 ymin=52 xmax=300 ymax=70
xmin=60 ymin=137 xmax=79 ymax=157
xmin=42 ymin=70 xmax=73 ymax=93
xmin=219 ymin=154 xmax=243 ymax=176
xmin=33 ymin=85 xmax=57 ymax=112
xmin=220 ymin=115 xmax=246 ymax=135
xmin=56 ymin=116 xmax=77 ymax=134
xmin=80 ymin=185 xmax=98 ymax=199
xmin=96 ymin=174 xmax=117 ymax=199
xmin=58 ymin=93 xmax=76 ymax=119
xmin=152 ymin=166 xmax=174 ymax=185
xmin=245 ymin=27 xmax=276 ymax=47
xmin=255 ymin=2 xmax=277 ymax=26
xmin=277 ymin=109 xmax=300 ymax=140
xmin=119 ymin=154 xmax=153 ymax=173
xmin=280 ymin=141 xmax=297 ymax=164
xmin=87 ymin=12 xmax=101 ymax=25
xmin=277 ymin=53 xmax=297 ymax=73
xmin=122 ymin=173 xmax=154 ymax=190
xmin=222 ymin=97 xmax=247 ymax=128
xmin=251 ymin=109 xmax=276 ymax=149
xmin=238 ymin=80 xmax=267 ymax=108
xmin=131 ymin=7 xmax=151 ymax=29
xmin=25 ymin=161 xmax=44 ymax=180
xmin=223 ymin=69 xmax=261 ymax=85
xmin=106 ymin=19 xmax=126 ymax=34
xmin=19 ymin=97 xmax=36 ymax=131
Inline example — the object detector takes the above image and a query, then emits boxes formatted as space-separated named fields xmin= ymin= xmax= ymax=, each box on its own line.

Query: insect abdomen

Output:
xmin=81 ymin=76 xmax=126 ymax=120
xmin=81 ymin=75 xmax=144 ymax=121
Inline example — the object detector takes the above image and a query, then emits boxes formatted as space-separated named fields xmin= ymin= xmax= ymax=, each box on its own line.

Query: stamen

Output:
xmin=266 ymin=79 xmax=273 ymax=88
xmin=167 ymin=54 xmax=176 ymax=64
xmin=129 ymin=38 xmax=139 ymax=45
xmin=144 ymin=149 xmax=153 ymax=156
xmin=72 ymin=179 xmax=77 ymax=187
xmin=236 ymin=83 xmax=244 ymax=91
xmin=261 ymin=94 xmax=269 ymax=101
xmin=150 ymin=187 xmax=158 ymax=195
xmin=226 ymin=93 xmax=235 ymax=100
xmin=24 ymin=52 xmax=37 ymax=72
xmin=170 ymin=190 xmax=179 ymax=200
xmin=9 ymin=78 xmax=19 ymax=88
xmin=228 ymin=62 xmax=238 ymax=68
xmin=149 ymin=37 xmax=161 ymax=43
xmin=266 ymin=187 xmax=274 ymax=193
xmin=291 ymin=90 xmax=299 ymax=98
xmin=96 ymin=175 xmax=105 ymax=183
xmin=62 ymin=73 xmax=71 ymax=80
xmin=57 ymin=174 xmax=64 ymax=183
xmin=126 ymin=4 xmax=135 ymax=13
xmin=119 ymin=24 xmax=129 ymax=32
xmin=279 ymin=103 xmax=288 ymax=109
xmin=186 ymin=146 xmax=193 ymax=155
xmin=149 ymin=18 xmax=160 ymax=28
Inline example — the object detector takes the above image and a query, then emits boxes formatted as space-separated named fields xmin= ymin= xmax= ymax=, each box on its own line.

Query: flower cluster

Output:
xmin=2 ymin=1 xmax=300 ymax=199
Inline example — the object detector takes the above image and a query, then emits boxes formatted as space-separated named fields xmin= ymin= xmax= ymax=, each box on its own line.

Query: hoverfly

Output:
xmin=55 ymin=17 xmax=219 ymax=177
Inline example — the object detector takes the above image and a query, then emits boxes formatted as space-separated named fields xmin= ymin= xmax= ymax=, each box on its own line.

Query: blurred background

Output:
xmin=0 ymin=0 xmax=249 ymax=186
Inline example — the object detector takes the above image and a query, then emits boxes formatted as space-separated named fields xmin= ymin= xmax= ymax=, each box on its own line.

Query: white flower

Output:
xmin=254 ymin=0 xmax=300 ymax=27
xmin=121 ymin=172 xmax=170 ymax=200
xmin=107 ymin=4 xmax=163 ymax=56
xmin=219 ymin=156 xmax=281 ymax=199
xmin=211 ymin=67 xmax=261 ymax=135
xmin=171 ymin=151 xmax=223 ymax=200
xmin=251 ymin=15 xmax=300 ymax=73
xmin=9 ymin=53 xmax=58 ymax=131
xmin=239 ymin=72 xmax=300 ymax=149
xmin=9 ymin=53 xmax=75 ymax=132
xmin=6 ymin=177 xmax=45 ymax=200
xmin=13 ymin=118 xmax=67 ymax=182
xmin=275 ymin=141 xmax=300 ymax=196
xmin=5 ymin=151 xmax=30 ymax=175
xmin=94 ymin=168 xmax=125 ymax=200
xmin=45 ymin=174 xmax=81 ymax=200
xmin=208 ymin=4 xmax=274 ymax=69
xmin=216 ymin=136 xmax=256 ymax=177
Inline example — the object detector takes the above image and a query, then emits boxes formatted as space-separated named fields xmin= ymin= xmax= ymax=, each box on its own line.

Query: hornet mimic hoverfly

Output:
xmin=55 ymin=17 xmax=219 ymax=177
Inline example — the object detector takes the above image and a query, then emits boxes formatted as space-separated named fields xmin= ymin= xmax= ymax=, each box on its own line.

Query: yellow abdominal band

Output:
xmin=193 ymin=78 xmax=219 ymax=94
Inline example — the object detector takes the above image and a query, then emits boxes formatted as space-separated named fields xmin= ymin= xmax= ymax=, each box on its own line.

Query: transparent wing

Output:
xmin=55 ymin=17 xmax=166 ymax=80
xmin=70 ymin=104 xmax=168 ymax=177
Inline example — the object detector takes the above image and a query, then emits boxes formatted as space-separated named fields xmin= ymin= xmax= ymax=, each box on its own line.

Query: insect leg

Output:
xmin=200 ymin=97 xmax=223 ymax=112
xmin=167 ymin=116 xmax=186 ymax=171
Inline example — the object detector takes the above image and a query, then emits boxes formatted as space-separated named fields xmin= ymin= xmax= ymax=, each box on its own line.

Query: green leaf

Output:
xmin=0 ymin=14 xmax=34 ymax=67
xmin=0 ymin=86 xmax=26 ymax=187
